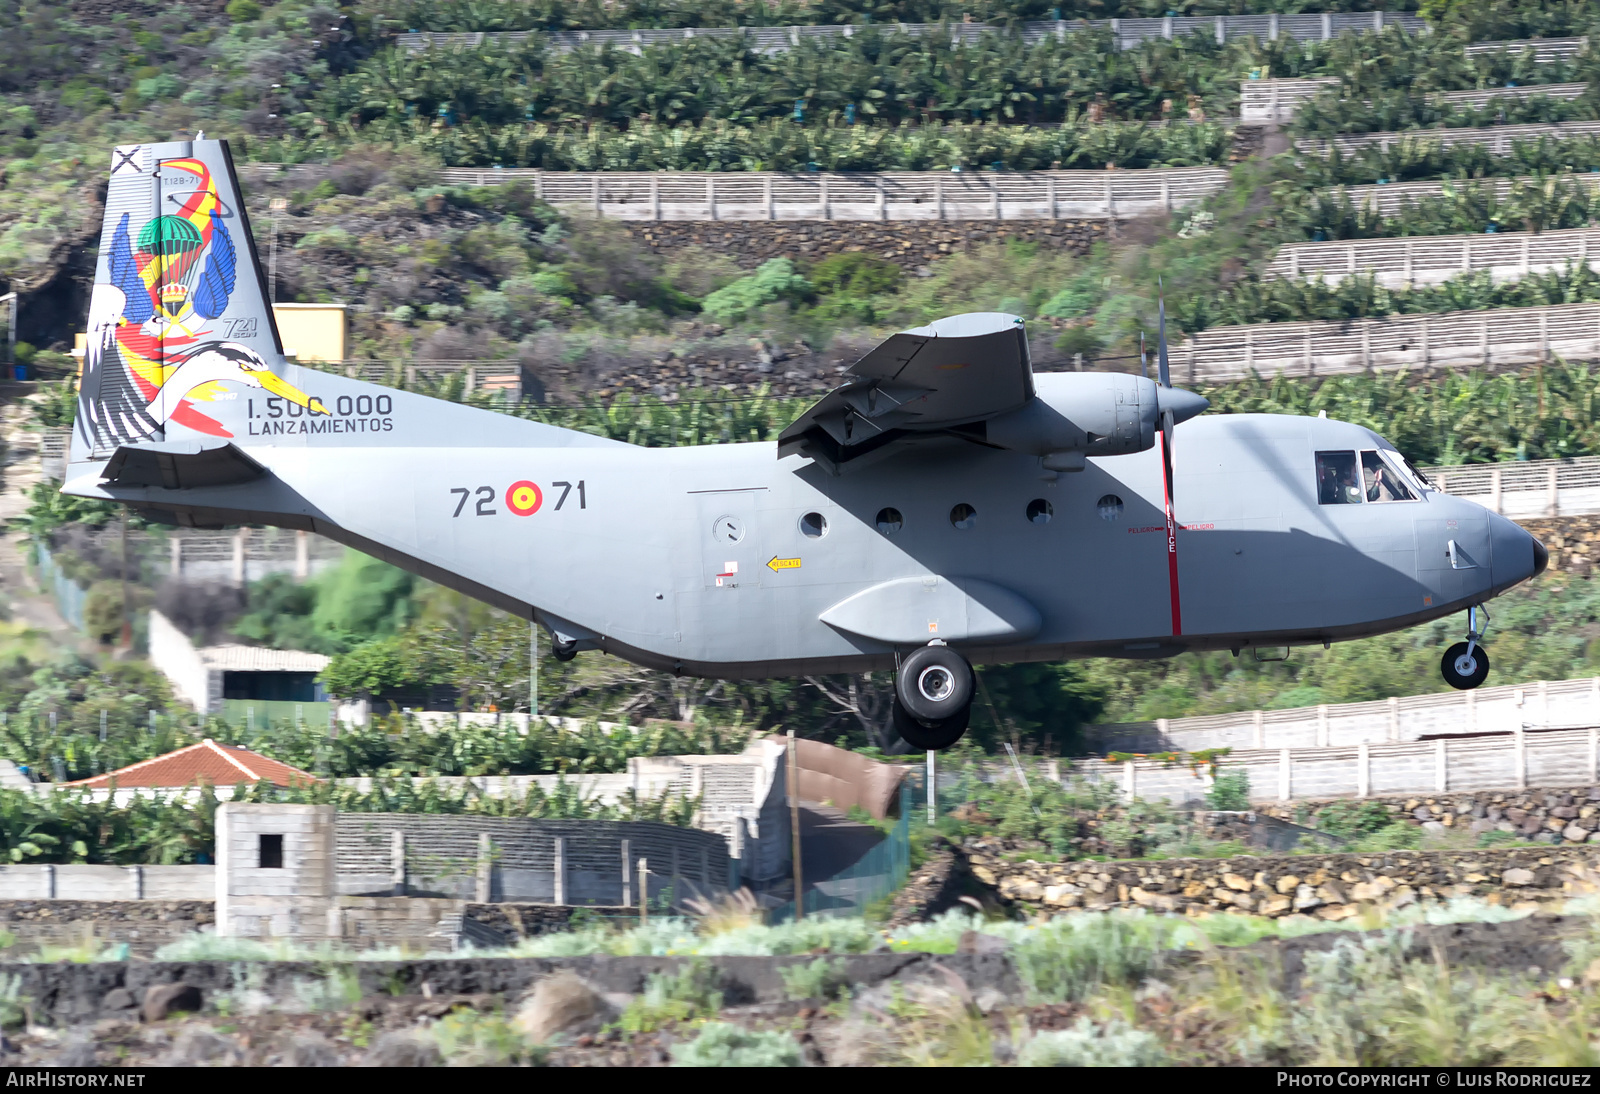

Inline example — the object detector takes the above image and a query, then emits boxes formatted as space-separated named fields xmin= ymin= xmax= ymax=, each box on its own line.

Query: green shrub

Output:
xmin=1019 ymin=1016 xmax=1167 ymax=1067
xmin=670 ymin=1022 xmax=802 ymax=1067
xmin=1012 ymin=912 xmax=1181 ymax=1004
xmin=225 ymin=0 xmax=261 ymax=21
xmin=778 ymin=956 xmax=850 ymax=1001
xmin=617 ymin=962 xmax=723 ymax=1033
xmin=700 ymin=259 xmax=812 ymax=322
xmin=0 ymin=974 xmax=28 ymax=1028
xmin=1206 ymin=771 xmax=1251 ymax=812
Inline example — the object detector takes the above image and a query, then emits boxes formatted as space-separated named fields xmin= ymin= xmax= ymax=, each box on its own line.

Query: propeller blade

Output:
xmin=1156 ymin=279 xmax=1171 ymax=390
xmin=1161 ymin=409 xmax=1176 ymax=503
xmin=1140 ymin=330 xmax=1148 ymax=380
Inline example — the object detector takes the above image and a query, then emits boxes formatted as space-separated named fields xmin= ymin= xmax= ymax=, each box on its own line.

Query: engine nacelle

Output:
xmin=984 ymin=372 xmax=1160 ymax=460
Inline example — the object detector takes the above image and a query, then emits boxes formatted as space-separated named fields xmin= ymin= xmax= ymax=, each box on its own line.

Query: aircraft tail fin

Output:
xmin=77 ymin=138 xmax=288 ymax=460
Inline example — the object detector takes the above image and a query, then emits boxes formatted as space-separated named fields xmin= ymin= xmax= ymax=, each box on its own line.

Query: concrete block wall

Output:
xmin=216 ymin=803 xmax=336 ymax=938
xmin=0 ymin=865 xmax=213 ymax=900
xmin=335 ymin=814 xmax=729 ymax=907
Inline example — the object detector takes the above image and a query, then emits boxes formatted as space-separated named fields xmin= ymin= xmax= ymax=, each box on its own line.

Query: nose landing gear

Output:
xmin=892 ymin=642 xmax=975 ymax=751
xmin=1441 ymin=605 xmax=1491 ymax=690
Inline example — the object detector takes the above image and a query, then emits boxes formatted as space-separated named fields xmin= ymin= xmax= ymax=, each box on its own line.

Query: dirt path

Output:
xmin=0 ymin=397 xmax=83 ymax=645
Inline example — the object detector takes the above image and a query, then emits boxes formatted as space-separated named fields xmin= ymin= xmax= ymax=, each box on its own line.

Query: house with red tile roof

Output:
xmin=61 ymin=739 xmax=318 ymax=801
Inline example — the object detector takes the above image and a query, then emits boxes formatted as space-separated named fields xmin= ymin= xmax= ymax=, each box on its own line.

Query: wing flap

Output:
xmin=102 ymin=438 xmax=265 ymax=489
xmin=779 ymin=313 xmax=1032 ymax=472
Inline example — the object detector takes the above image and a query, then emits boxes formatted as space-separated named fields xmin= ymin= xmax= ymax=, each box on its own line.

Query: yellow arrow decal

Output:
xmin=767 ymin=557 xmax=801 ymax=572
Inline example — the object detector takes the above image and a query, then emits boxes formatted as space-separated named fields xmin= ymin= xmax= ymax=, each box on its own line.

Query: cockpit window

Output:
xmin=1362 ymin=450 xmax=1417 ymax=502
xmin=1397 ymin=452 xmax=1434 ymax=492
xmin=1316 ymin=451 xmax=1363 ymax=505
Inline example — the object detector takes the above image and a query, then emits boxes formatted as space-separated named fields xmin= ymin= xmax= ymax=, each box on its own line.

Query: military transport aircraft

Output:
xmin=62 ymin=139 xmax=1547 ymax=749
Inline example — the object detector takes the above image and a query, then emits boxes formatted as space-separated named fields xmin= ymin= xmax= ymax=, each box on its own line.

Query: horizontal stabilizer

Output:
xmin=102 ymin=438 xmax=265 ymax=489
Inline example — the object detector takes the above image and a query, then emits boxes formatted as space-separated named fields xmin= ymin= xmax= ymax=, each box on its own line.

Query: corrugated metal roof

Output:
xmin=198 ymin=645 xmax=330 ymax=672
xmin=62 ymin=740 xmax=319 ymax=790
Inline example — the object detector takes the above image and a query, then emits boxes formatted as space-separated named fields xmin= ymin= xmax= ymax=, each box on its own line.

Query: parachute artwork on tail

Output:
xmin=77 ymin=146 xmax=324 ymax=455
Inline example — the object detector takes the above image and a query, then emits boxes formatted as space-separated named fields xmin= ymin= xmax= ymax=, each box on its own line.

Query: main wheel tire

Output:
xmin=1441 ymin=642 xmax=1490 ymax=690
xmin=892 ymin=698 xmax=970 ymax=751
xmin=551 ymin=638 xmax=578 ymax=663
xmin=895 ymin=644 xmax=975 ymax=724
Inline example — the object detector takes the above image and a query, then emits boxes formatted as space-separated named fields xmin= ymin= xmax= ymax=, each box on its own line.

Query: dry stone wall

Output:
xmin=1517 ymin=514 xmax=1600 ymax=575
xmin=1260 ymin=786 xmax=1600 ymax=845
xmin=977 ymin=845 xmax=1600 ymax=920
xmin=0 ymin=901 xmax=213 ymax=957
xmin=624 ymin=219 xmax=1109 ymax=272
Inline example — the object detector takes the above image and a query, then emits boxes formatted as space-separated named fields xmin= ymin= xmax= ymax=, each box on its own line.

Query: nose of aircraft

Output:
xmin=1157 ymin=386 xmax=1209 ymax=425
xmin=1489 ymin=511 xmax=1547 ymax=591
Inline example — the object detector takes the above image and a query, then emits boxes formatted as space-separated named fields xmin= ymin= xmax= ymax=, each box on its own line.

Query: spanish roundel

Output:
xmin=508 ymin=481 xmax=543 ymax=516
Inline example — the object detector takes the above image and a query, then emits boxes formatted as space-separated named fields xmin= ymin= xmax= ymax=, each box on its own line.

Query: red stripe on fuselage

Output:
xmin=1160 ymin=433 xmax=1182 ymax=636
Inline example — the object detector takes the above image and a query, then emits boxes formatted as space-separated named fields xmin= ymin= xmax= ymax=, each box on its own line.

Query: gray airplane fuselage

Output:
xmin=61 ymin=138 xmax=1543 ymax=683
xmin=70 ymin=369 xmax=1539 ymax=680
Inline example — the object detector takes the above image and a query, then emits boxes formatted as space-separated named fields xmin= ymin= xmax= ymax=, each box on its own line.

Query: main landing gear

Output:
xmin=1441 ymin=605 xmax=1491 ymax=690
xmin=892 ymin=642 xmax=974 ymax=751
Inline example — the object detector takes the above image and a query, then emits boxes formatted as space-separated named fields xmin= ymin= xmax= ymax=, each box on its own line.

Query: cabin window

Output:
xmin=1315 ymin=451 xmax=1363 ymax=505
xmin=1026 ymin=499 xmax=1053 ymax=524
xmin=1097 ymin=494 xmax=1123 ymax=521
xmin=875 ymin=508 xmax=903 ymax=535
xmin=1362 ymin=450 xmax=1417 ymax=502
xmin=949 ymin=504 xmax=977 ymax=530
xmin=798 ymin=512 xmax=828 ymax=538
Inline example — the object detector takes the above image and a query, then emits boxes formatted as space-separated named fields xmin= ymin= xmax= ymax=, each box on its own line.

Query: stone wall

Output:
xmin=624 ymin=219 xmax=1110 ymax=272
xmin=463 ymin=902 xmax=635 ymax=941
xmin=0 ymin=901 xmax=213 ymax=958
xmin=1258 ymin=786 xmax=1600 ymax=846
xmin=1516 ymin=514 xmax=1600 ymax=575
xmin=977 ymin=845 xmax=1600 ymax=920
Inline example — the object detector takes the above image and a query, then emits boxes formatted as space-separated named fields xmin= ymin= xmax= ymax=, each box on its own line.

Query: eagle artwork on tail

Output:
xmin=76 ymin=156 xmax=323 ymax=455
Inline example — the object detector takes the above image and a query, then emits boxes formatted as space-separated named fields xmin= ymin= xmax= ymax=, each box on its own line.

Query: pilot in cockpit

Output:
xmin=1318 ymin=458 xmax=1364 ymax=505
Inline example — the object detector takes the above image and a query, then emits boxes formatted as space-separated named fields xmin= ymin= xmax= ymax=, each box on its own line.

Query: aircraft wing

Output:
xmin=777 ymin=312 xmax=1033 ymax=472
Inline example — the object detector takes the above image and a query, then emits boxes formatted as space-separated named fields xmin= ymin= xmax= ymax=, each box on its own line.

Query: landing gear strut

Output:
xmin=1441 ymin=605 xmax=1491 ymax=690
xmin=892 ymin=642 xmax=974 ymax=751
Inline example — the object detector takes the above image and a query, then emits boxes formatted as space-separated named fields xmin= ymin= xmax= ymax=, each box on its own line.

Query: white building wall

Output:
xmin=148 ymin=610 xmax=215 ymax=713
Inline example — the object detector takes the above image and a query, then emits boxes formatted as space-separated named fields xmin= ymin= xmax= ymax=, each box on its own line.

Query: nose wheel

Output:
xmin=892 ymin=642 xmax=975 ymax=751
xmin=1441 ymin=605 xmax=1491 ymax=690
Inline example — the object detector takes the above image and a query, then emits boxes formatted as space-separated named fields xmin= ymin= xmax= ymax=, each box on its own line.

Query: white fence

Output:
xmin=1240 ymin=78 xmax=1341 ymax=123
xmin=0 ymin=864 xmax=214 ymax=900
xmin=1171 ymin=302 xmax=1600 ymax=383
xmin=1079 ymin=676 xmax=1600 ymax=805
xmin=1092 ymin=676 xmax=1600 ymax=754
xmin=1324 ymin=174 xmax=1600 ymax=218
xmin=415 ymin=167 xmax=1230 ymax=222
xmin=1068 ymin=726 xmax=1600 ymax=805
xmin=1425 ymin=455 xmax=1600 ymax=520
xmin=1268 ymin=226 xmax=1600 ymax=287
xmin=1300 ymin=120 xmax=1600 ymax=157
xmin=1464 ymin=37 xmax=1589 ymax=63
xmin=396 ymin=13 xmax=1423 ymax=56
xmin=1244 ymin=79 xmax=1589 ymax=124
